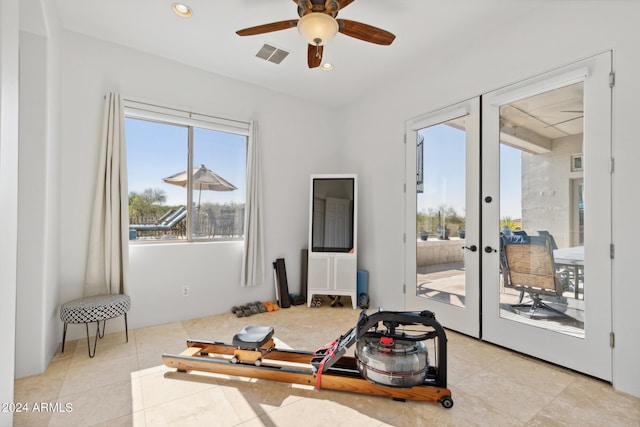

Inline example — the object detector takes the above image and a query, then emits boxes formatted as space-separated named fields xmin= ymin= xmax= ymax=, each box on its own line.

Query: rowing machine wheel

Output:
xmin=230 ymin=356 xmax=239 ymax=364
xmin=254 ymin=359 xmax=262 ymax=367
xmin=440 ymin=397 xmax=454 ymax=409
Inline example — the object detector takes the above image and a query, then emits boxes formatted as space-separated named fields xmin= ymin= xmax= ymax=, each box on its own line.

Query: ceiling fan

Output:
xmin=236 ymin=0 xmax=396 ymax=68
xmin=544 ymin=109 xmax=584 ymax=128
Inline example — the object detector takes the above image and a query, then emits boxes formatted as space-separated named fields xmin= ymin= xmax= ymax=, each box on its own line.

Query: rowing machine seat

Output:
xmin=232 ymin=326 xmax=274 ymax=349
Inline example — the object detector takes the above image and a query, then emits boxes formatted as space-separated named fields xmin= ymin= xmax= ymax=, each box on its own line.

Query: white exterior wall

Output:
xmin=341 ymin=2 xmax=640 ymax=397
xmin=521 ymin=134 xmax=583 ymax=248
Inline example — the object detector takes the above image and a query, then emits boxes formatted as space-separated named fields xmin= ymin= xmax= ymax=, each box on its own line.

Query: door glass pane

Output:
xmin=498 ymin=82 xmax=585 ymax=338
xmin=416 ymin=118 xmax=467 ymax=307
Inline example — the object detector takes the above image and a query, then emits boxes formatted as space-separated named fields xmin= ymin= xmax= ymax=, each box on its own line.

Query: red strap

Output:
xmin=315 ymin=341 xmax=337 ymax=390
xmin=315 ymin=358 xmax=325 ymax=389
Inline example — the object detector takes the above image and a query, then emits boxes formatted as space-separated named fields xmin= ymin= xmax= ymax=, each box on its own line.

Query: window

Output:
xmin=125 ymin=105 xmax=248 ymax=242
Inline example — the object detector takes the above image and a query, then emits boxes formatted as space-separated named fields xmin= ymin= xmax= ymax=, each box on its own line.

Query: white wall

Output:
xmin=43 ymin=0 xmax=63 ymax=379
xmin=58 ymin=31 xmax=341 ymax=335
xmin=340 ymin=1 xmax=640 ymax=398
xmin=17 ymin=30 xmax=48 ymax=377
xmin=16 ymin=0 xmax=639 ymax=401
xmin=15 ymin=0 xmax=62 ymax=379
xmin=0 ymin=0 xmax=19 ymax=424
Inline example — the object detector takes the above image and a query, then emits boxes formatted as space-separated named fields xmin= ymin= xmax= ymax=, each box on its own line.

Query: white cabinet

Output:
xmin=308 ymin=254 xmax=357 ymax=289
xmin=307 ymin=175 xmax=357 ymax=309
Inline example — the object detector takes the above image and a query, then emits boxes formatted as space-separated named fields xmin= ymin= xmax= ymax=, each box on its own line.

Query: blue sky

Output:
xmin=127 ymin=116 xmax=521 ymax=218
xmin=418 ymin=123 xmax=522 ymax=220
xmin=125 ymin=117 xmax=247 ymax=207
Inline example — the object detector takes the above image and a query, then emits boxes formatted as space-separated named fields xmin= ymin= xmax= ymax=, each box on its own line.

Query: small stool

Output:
xmin=60 ymin=294 xmax=130 ymax=358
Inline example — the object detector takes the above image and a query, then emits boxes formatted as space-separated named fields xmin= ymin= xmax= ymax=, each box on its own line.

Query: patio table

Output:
xmin=554 ymin=246 xmax=584 ymax=300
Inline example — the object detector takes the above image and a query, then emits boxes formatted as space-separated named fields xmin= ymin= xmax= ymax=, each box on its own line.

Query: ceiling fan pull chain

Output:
xmin=316 ymin=45 xmax=321 ymax=59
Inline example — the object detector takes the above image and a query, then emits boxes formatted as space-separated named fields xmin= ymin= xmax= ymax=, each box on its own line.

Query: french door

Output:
xmin=405 ymin=98 xmax=481 ymax=338
xmin=405 ymin=52 xmax=612 ymax=379
xmin=481 ymin=52 xmax=612 ymax=380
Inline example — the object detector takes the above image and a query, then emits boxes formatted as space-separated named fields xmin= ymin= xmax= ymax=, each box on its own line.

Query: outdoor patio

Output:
xmin=129 ymin=206 xmax=244 ymax=241
xmin=415 ymin=238 xmax=585 ymax=338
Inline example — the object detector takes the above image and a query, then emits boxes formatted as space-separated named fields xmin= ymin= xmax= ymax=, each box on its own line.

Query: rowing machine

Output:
xmin=162 ymin=309 xmax=453 ymax=408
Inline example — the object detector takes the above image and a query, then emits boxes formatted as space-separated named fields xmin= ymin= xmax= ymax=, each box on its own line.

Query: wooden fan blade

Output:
xmin=307 ymin=44 xmax=323 ymax=68
xmin=337 ymin=19 xmax=395 ymax=45
xmin=236 ymin=20 xmax=298 ymax=36
xmin=337 ymin=0 xmax=356 ymax=9
xmin=292 ymin=0 xmax=355 ymax=12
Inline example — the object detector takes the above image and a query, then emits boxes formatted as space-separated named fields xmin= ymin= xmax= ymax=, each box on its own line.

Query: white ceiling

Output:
xmin=499 ymin=82 xmax=584 ymax=154
xmin=42 ymin=0 xmax=543 ymax=107
xmin=503 ymin=82 xmax=584 ymax=139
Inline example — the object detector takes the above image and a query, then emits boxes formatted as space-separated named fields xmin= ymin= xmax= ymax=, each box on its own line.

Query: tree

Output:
xmin=437 ymin=204 xmax=465 ymax=231
xmin=129 ymin=188 xmax=168 ymax=218
xmin=500 ymin=216 xmax=520 ymax=231
xmin=417 ymin=205 xmax=466 ymax=233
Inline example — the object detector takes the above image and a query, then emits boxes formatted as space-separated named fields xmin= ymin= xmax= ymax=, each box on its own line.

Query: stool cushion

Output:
xmin=60 ymin=294 xmax=130 ymax=324
xmin=232 ymin=326 xmax=274 ymax=348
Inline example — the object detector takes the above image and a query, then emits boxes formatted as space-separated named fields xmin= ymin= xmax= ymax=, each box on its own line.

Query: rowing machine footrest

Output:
xmin=311 ymin=327 xmax=357 ymax=372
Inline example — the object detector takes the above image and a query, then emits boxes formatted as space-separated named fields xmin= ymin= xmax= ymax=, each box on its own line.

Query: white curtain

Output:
xmin=241 ymin=121 xmax=265 ymax=287
xmin=84 ymin=92 xmax=129 ymax=296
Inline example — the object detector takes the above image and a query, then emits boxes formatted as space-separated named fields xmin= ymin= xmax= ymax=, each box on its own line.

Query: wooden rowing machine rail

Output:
xmin=162 ymin=310 xmax=454 ymax=408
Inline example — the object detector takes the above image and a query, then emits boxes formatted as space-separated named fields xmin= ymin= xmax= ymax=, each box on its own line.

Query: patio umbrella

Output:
xmin=162 ymin=164 xmax=237 ymax=209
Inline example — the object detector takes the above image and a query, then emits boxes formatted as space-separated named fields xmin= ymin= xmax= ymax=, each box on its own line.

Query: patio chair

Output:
xmin=129 ymin=206 xmax=187 ymax=234
xmin=156 ymin=208 xmax=178 ymax=224
xmin=537 ymin=230 xmax=575 ymax=290
xmin=537 ymin=230 xmax=558 ymax=250
xmin=500 ymin=234 xmax=528 ymax=303
xmin=502 ymin=235 xmax=566 ymax=318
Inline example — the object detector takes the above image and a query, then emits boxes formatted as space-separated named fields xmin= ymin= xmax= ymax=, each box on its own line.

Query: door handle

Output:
xmin=462 ymin=245 xmax=477 ymax=252
xmin=484 ymin=246 xmax=497 ymax=253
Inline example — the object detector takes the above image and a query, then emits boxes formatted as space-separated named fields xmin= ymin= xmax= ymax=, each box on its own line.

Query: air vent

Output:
xmin=255 ymin=43 xmax=289 ymax=64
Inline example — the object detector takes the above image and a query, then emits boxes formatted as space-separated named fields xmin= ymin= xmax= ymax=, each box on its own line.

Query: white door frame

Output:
xmin=480 ymin=52 xmax=612 ymax=380
xmin=405 ymin=98 xmax=481 ymax=337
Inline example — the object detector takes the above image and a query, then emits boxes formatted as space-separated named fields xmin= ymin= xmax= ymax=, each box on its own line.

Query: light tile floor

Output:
xmin=13 ymin=304 xmax=640 ymax=427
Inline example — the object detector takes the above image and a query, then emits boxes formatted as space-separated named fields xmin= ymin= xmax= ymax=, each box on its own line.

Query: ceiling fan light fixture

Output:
xmin=297 ymin=13 xmax=339 ymax=46
xmin=172 ymin=3 xmax=192 ymax=18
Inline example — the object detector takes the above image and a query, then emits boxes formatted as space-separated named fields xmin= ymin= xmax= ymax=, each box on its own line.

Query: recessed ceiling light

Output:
xmin=320 ymin=63 xmax=334 ymax=71
xmin=172 ymin=3 xmax=192 ymax=18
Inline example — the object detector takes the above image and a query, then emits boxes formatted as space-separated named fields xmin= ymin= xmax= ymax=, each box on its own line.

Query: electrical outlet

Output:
xmin=182 ymin=286 xmax=189 ymax=297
